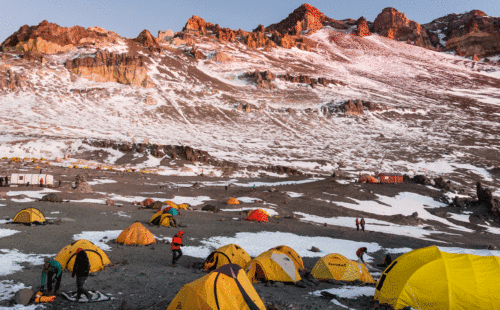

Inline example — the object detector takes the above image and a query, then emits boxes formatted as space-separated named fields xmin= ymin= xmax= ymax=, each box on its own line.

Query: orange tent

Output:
xmin=247 ymin=209 xmax=269 ymax=222
xmin=142 ymin=198 xmax=155 ymax=207
xmin=358 ymin=175 xmax=378 ymax=183
xmin=226 ymin=198 xmax=240 ymax=205
xmin=116 ymin=222 xmax=155 ymax=245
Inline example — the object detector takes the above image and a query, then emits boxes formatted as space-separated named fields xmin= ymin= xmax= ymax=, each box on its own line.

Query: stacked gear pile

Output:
xmin=150 ymin=210 xmax=176 ymax=227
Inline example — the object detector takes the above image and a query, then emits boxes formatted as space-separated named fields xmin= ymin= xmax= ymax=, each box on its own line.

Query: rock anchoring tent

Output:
xmin=374 ymin=246 xmax=500 ymax=309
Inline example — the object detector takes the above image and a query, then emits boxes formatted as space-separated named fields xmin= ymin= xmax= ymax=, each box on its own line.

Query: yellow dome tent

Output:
xmin=374 ymin=246 xmax=500 ymax=310
xmin=226 ymin=198 xmax=240 ymax=205
xmin=13 ymin=208 xmax=46 ymax=225
xmin=116 ymin=222 xmax=155 ymax=245
xmin=167 ymin=264 xmax=266 ymax=310
xmin=164 ymin=201 xmax=178 ymax=209
xmin=270 ymin=245 xmax=305 ymax=270
xmin=246 ymin=249 xmax=301 ymax=284
xmin=311 ymin=253 xmax=375 ymax=283
xmin=149 ymin=211 xmax=176 ymax=227
xmin=55 ymin=239 xmax=111 ymax=273
xmin=204 ymin=244 xmax=251 ymax=271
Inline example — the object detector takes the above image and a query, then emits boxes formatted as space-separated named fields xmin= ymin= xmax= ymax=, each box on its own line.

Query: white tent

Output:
xmin=10 ymin=174 xmax=54 ymax=186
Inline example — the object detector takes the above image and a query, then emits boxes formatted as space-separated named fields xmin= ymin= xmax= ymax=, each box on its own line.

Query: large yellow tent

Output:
xmin=149 ymin=210 xmax=176 ymax=227
xmin=270 ymin=245 xmax=305 ymax=270
xmin=204 ymin=244 xmax=251 ymax=271
xmin=55 ymin=239 xmax=111 ymax=273
xmin=116 ymin=222 xmax=155 ymax=245
xmin=374 ymin=246 xmax=500 ymax=310
xmin=12 ymin=208 xmax=46 ymax=225
xmin=311 ymin=253 xmax=375 ymax=283
xmin=246 ymin=249 xmax=301 ymax=283
xmin=167 ymin=264 xmax=266 ymax=310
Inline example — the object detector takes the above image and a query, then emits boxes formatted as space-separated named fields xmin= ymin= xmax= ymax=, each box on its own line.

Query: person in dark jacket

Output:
xmin=171 ymin=231 xmax=185 ymax=267
xmin=377 ymin=254 xmax=392 ymax=268
xmin=360 ymin=217 xmax=366 ymax=232
xmin=72 ymin=248 xmax=91 ymax=301
xmin=4 ymin=176 xmax=8 ymax=186
xmin=41 ymin=259 xmax=62 ymax=294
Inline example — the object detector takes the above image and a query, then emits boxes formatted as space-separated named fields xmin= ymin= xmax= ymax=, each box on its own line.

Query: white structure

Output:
xmin=10 ymin=174 xmax=54 ymax=186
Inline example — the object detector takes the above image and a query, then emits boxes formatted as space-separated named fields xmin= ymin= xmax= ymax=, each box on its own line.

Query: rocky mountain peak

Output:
xmin=135 ymin=29 xmax=160 ymax=52
xmin=1 ymin=20 xmax=119 ymax=54
xmin=265 ymin=3 xmax=332 ymax=34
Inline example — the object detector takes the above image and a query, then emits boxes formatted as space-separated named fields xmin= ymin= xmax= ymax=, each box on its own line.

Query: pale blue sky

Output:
xmin=1 ymin=0 xmax=499 ymax=42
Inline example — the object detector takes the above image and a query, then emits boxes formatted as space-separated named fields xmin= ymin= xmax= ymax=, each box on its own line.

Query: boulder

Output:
xmin=477 ymin=182 xmax=500 ymax=217
xmin=201 ymin=205 xmax=219 ymax=212
xmin=341 ymin=100 xmax=364 ymax=116
xmin=14 ymin=288 xmax=33 ymax=306
xmin=41 ymin=193 xmax=63 ymax=202
xmin=150 ymin=201 xmax=164 ymax=210
xmin=74 ymin=174 xmax=92 ymax=193
xmin=0 ymin=191 xmax=6 ymax=199
xmin=433 ymin=177 xmax=453 ymax=191
xmin=189 ymin=46 xmax=206 ymax=60
xmin=106 ymin=200 xmax=116 ymax=206
xmin=412 ymin=175 xmax=429 ymax=185
xmin=135 ymin=29 xmax=161 ymax=52
xmin=309 ymin=246 xmax=321 ymax=252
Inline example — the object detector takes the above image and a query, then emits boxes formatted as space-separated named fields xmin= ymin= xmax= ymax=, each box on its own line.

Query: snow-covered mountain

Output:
xmin=0 ymin=4 xmax=499 ymax=191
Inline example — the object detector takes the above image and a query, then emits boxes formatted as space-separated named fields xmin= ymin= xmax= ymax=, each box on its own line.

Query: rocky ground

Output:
xmin=0 ymin=160 xmax=499 ymax=310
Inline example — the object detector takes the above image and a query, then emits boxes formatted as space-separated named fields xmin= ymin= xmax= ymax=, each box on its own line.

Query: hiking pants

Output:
xmin=361 ymin=225 xmax=365 ymax=232
xmin=76 ymin=276 xmax=90 ymax=299
xmin=356 ymin=224 xmax=359 ymax=231
xmin=47 ymin=271 xmax=61 ymax=292
xmin=172 ymin=249 xmax=183 ymax=265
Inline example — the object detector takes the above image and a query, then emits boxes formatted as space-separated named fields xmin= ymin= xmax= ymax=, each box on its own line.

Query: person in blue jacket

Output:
xmin=41 ymin=259 xmax=62 ymax=295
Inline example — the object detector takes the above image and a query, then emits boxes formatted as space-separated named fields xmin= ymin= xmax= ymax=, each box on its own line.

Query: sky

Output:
xmin=0 ymin=0 xmax=499 ymax=42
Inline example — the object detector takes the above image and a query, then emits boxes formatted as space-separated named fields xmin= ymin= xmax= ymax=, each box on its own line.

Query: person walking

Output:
xmin=355 ymin=218 xmax=360 ymax=231
xmin=40 ymin=259 xmax=62 ymax=295
xmin=171 ymin=231 xmax=185 ymax=267
xmin=360 ymin=217 xmax=366 ymax=232
xmin=72 ymin=248 xmax=91 ymax=301
xmin=4 ymin=176 xmax=8 ymax=187
xmin=356 ymin=247 xmax=368 ymax=264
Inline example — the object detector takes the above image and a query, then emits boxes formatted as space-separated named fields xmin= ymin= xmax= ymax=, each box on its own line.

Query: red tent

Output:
xmin=246 ymin=209 xmax=269 ymax=222
xmin=142 ymin=198 xmax=155 ymax=207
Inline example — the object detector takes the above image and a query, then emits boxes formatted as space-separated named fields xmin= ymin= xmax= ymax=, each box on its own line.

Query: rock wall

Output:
xmin=65 ymin=51 xmax=155 ymax=87
xmin=374 ymin=8 xmax=433 ymax=49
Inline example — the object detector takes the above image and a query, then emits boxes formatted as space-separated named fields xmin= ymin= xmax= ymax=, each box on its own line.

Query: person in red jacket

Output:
xmin=171 ymin=231 xmax=185 ymax=267
xmin=355 ymin=218 xmax=360 ymax=231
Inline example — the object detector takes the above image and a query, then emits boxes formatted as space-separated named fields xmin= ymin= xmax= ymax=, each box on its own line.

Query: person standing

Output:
xmin=72 ymin=248 xmax=91 ymax=301
xmin=40 ymin=259 xmax=62 ymax=295
xmin=171 ymin=231 xmax=185 ymax=267
xmin=360 ymin=217 xmax=366 ymax=232
xmin=356 ymin=247 xmax=368 ymax=264
xmin=355 ymin=218 xmax=360 ymax=231
xmin=40 ymin=178 xmax=44 ymax=187
xmin=4 ymin=176 xmax=8 ymax=187
xmin=225 ymin=185 xmax=228 ymax=191
xmin=0 ymin=177 xmax=3 ymax=187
